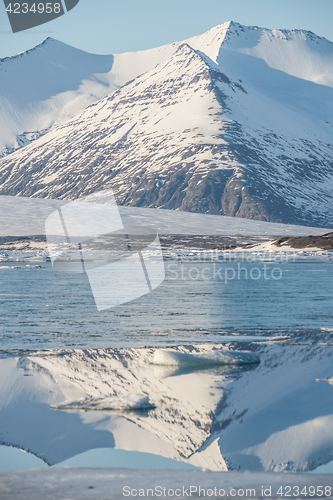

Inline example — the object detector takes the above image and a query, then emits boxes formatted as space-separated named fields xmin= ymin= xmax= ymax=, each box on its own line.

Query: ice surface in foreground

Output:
xmin=52 ymin=393 xmax=154 ymax=411
xmin=152 ymin=349 xmax=260 ymax=367
xmin=1 ymin=468 xmax=333 ymax=500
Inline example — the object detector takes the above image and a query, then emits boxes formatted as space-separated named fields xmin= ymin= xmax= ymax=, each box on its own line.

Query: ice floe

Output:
xmin=152 ymin=349 xmax=260 ymax=367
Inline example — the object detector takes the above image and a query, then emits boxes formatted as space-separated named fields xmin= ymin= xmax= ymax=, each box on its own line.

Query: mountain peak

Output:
xmin=0 ymin=36 xmax=56 ymax=63
xmin=212 ymin=21 xmax=333 ymax=87
xmin=39 ymin=36 xmax=56 ymax=44
xmin=184 ymin=22 xmax=231 ymax=62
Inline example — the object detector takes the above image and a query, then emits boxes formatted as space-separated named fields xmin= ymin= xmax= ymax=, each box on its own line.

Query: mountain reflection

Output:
xmin=0 ymin=336 xmax=332 ymax=472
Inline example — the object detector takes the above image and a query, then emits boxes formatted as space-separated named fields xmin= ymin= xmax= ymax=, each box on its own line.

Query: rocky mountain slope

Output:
xmin=0 ymin=22 xmax=332 ymax=226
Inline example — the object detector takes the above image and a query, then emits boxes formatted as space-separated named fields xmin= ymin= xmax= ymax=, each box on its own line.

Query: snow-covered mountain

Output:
xmin=0 ymin=39 xmax=113 ymax=157
xmin=0 ymin=26 xmax=231 ymax=157
xmin=0 ymin=21 xmax=333 ymax=226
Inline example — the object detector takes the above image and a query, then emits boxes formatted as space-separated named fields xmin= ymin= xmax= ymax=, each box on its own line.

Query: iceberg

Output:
xmin=152 ymin=349 xmax=260 ymax=367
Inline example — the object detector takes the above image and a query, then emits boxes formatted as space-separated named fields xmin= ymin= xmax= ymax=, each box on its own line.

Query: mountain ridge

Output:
xmin=1 ymin=20 xmax=332 ymax=157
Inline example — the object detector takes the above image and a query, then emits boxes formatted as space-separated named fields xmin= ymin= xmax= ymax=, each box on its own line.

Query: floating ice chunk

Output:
xmin=51 ymin=393 xmax=155 ymax=411
xmin=152 ymin=349 xmax=260 ymax=367
xmin=316 ymin=378 xmax=333 ymax=386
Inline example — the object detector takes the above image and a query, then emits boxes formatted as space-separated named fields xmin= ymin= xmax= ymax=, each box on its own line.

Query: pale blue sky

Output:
xmin=0 ymin=0 xmax=332 ymax=58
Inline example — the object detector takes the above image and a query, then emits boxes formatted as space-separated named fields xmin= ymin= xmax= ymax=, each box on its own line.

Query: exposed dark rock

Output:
xmin=274 ymin=232 xmax=333 ymax=250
